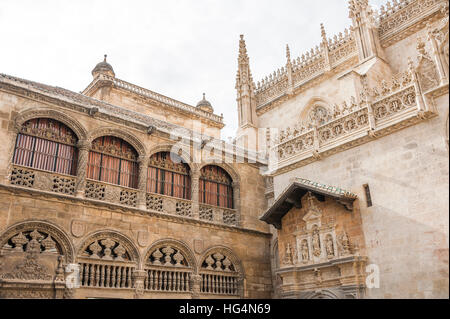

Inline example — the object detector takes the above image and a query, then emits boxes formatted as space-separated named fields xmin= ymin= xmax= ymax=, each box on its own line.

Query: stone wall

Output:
xmin=0 ymin=187 xmax=272 ymax=298
xmin=272 ymin=93 xmax=449 ymax=298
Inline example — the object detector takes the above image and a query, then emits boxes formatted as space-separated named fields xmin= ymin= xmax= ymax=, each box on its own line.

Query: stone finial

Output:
xmin=238 ymin=34 xmax=249 ymax=64
xmin=286 ymin=44 xmax=291 ymax=62
xmin=320 ymin=23 xmax=328 ymax=44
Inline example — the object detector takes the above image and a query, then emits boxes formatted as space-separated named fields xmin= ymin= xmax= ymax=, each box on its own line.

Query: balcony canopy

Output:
xmin=260 ymin=178 xmax=357 ymax=229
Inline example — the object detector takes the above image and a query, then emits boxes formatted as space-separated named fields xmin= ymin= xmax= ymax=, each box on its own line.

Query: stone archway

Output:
xmin=0 ymin=220 xmax=75 ymax=299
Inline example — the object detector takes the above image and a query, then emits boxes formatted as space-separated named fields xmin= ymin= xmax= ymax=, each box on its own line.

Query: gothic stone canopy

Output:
xmin=260 ymin=178 xmax=357 ymax=229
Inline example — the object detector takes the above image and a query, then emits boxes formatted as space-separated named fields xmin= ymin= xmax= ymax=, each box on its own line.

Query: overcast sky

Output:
xmin=0 ymin=0 xmax=386 ymax=139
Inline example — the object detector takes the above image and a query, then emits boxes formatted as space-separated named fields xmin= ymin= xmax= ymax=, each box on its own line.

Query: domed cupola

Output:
xmin=92 ymin=54 xmax=115 ymax=78
xmin=196 ymin=93 xmax=214 ymax=113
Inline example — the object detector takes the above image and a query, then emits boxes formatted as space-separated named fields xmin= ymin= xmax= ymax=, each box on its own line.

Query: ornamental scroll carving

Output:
xmin=146 ymin=194 xmax=163 ymax=212
xmin=52 ymin=176 xmax=76 ymax=195
xmin=10 ymin=166 xmax=35 ymax=188
xmin=85 ymin=181 xmax=106 ymax=200
xmin=223 ymin=210 xmax=237 ymax=226
xmin=199 ymin=206 xmax=213 ymax=221
xmin=175 ymin=201 xmax=192 ymax=217
xmin=119 ymin=189 xmax=137 ymax=207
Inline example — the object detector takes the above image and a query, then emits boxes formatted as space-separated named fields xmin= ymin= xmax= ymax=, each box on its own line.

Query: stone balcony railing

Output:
xmin=378 ymin=0 xmax=445 ymax=46
xmin=10 ymin=165 xmax=77 ymax=196
xmin=8 ymin=165 xmax=240 ymax=228
xmin=269 ymin=66 xmax=443 ymax=174
xmin=85 ymin=179 xmax=139 ymax=207
xmin=199 ymin=203 xmax=239 ymax=227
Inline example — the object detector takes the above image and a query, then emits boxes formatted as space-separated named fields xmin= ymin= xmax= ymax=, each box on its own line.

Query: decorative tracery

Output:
xmin=87 ymin=136 xmax=139 ymax=189
xmin=13 ymin=118 xmax=78 ymax=176
xmin=147 ymin=152 xmax=191 ymax=199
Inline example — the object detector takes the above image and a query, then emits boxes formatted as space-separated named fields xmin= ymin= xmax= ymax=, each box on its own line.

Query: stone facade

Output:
xmin=0 ymin=0 xmax=448 ymax=299
xmin=254 ymin=0 xmax=449 ymax=299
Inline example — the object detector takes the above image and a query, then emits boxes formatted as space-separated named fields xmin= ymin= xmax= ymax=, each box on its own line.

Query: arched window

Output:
xmin=147 ymin=152 xmax=191 ymax=199
xmin=12 ymin=118 xmax=78 ymax=175
xmin=200 ymin=165 xmax=233 ymax=209
xmin=87 ymin=136 xmax=138 ymax=188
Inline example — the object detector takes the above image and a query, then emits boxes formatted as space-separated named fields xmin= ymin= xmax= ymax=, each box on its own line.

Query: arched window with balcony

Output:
xmin=199 ymin=165 xmax=233 ymax=209
xmin=87 ymin=136 xmax=138 ymax=189
xmin=147 ymin=152 xmax=191 ymax=199
xmin=12 ymin=118 xmax=78 ymax=175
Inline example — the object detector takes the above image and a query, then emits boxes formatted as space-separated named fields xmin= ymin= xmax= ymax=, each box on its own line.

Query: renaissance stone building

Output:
xmin=0 ymin=0 xmax=448 ymax=299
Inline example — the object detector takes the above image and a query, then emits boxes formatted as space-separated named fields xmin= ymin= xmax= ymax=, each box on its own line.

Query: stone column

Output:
xmin=75 ymin=140 xmax=90 ymax=198
xmin=407 ymin=57 xmax=429 ymax=114
xmin=137 ymin=156 xmax=149 ymax=210
xmin=3 ymin=126 xmax=19 ymax=185
xmin=232 ymin=181 xmax=241 ymax=226
xmin=191 ymin=170 xmax=200 ymax=219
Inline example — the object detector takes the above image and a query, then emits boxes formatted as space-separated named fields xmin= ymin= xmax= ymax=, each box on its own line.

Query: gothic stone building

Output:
xmin=0 ymin=0 xmax=448 ymax=299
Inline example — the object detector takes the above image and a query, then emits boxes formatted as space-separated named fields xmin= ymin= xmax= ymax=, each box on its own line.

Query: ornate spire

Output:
xmin=236 ymin=34 xmax=254 ymax=90
xmin=286 ymin=44 xmax=291 ymax=62
xmin=238 ymin=34 xmax=249 ymax=65
xmin=235 ymin=34 xmax=258 ymax=131
xmin=348 ymin=0 xmax=369 ymax=19
xmin=320 ymin=23 xmax=328 ymax=45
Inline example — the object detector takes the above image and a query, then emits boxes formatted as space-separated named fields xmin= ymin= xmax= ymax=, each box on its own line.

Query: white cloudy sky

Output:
xmin=0 ymin=0 xmax=386 ymax=139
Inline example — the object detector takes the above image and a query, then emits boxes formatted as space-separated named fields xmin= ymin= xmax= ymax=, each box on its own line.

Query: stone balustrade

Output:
xmin=200 ymin=271 xmax=240 ymax=296
xmin=378 ymin=0 xmax=444 ymax=42
xmin=98 ymin=74 xmax=224 ymax=124
xmin=10 ymin=165 xmax=76 ymax=196
xmin=8 ymin=166 xmax=241 ymax=228
xmin=270 ymin=65 xmax=439 ymax=172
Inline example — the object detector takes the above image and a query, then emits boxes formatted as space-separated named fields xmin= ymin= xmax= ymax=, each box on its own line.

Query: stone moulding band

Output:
xmin=0 ymin=183 xmax=271 ymax=238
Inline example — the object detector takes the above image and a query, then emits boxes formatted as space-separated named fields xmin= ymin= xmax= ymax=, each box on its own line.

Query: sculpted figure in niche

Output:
xmin=309 ymin=105 xmax=329 ymax=126
xmin=312 ymin=226 xmax=321 ymax=257
xmin=301 ymin=240 xmax=309 ymax=262
xmin=325 ymin=235 xmax=334 ymax=258
xmin=340 ymin=231 xmax=351 ymax=255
